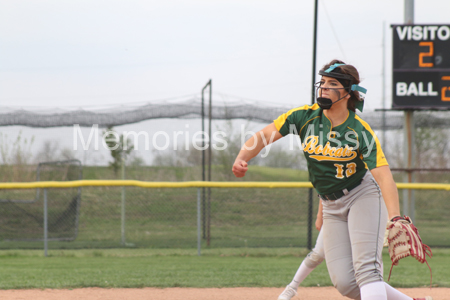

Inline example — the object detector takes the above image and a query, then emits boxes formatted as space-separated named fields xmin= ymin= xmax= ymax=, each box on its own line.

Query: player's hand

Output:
xmin=315 ymin=215 xmax=323 ymax=231
xmin=232 ymin=159 xmax=248 ymax=177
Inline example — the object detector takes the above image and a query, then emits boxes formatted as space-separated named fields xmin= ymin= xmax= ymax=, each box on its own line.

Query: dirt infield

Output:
xmin=0 ymin=287 xmax=447 ymax=300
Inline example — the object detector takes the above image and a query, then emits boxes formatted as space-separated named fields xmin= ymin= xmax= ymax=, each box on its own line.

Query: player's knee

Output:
xmin=333 ymin=276 xmax=361 ymax=300
xmin=304 ymin=249 xmax=325 ymax=268
xmin=354 ymin=263 xmax=383 ymax=288
xmin=334 ymin=283 xmax=360 ymax=300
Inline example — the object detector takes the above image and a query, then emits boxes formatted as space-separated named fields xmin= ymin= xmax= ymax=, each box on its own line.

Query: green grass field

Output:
xmin=0 ymin=248 xmax=446 ymax=289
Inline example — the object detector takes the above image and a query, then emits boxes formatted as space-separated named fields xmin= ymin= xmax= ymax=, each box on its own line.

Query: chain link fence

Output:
xmin=0 ymin=160 xmax=82 ymax=246
xmin=0 ymin=182 xmax=318 ymax=250
xmin=0 ymin=175 xmax=449 ymax=250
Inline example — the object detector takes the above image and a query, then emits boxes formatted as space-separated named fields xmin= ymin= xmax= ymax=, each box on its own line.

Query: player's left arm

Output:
xmin=356 ymin=120 xmax=401 ymax=220
xmin=370 ymin=166 xmax=401 ymax=220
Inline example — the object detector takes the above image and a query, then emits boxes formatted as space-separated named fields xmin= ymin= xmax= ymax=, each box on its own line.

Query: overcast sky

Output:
xmin=1 ymin=0 xmax=449 ymax=111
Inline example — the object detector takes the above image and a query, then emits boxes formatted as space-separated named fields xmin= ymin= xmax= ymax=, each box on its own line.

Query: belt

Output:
xmin=318 ymin=179 xmax=363 ymax=201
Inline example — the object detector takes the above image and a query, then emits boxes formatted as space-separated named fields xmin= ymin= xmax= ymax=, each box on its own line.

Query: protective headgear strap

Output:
xmin=351 ymin=84 xmax=367 ymax=94
xmin=351 ymin=84 xmax=366 ymax=112
xmin=319 ymin=63 xmax=354 ymax=81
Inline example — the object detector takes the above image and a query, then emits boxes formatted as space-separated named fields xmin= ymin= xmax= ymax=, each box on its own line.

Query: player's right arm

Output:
xmin=232 ymin=123 xmax=283 ymax=178
xmin=315 ymin=200 xmax=323 ymax=231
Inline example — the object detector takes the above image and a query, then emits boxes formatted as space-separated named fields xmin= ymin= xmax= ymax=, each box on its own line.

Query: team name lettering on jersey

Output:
xmin=302 ymin=135 xmax=357 ymax=162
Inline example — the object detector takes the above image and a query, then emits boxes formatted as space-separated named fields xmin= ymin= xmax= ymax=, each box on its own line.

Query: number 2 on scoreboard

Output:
xmin=419 ymin=42 xmax=434 ymax=68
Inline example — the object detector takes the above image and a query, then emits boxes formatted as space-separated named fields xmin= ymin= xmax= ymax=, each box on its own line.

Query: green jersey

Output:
xmin=274 ymin=103 xmax=388 ymax=195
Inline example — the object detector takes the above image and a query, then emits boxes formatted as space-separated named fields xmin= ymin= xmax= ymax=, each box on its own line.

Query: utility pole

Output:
xmin=307 ymin=0 xmax=319 ymax=250
xmin=403 ymin=0 xmax=416 ymax=221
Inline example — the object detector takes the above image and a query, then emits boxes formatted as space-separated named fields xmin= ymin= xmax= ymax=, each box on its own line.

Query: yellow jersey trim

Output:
xmin=300 ymin=116 xmax=320 ymax=135
xmin=273 ymin=104 xmax=320 ymax=132
xmin=333 ymin=110 xmax=350 ymax=128
xmin=354 ymin=115 xmax=388 ymax=168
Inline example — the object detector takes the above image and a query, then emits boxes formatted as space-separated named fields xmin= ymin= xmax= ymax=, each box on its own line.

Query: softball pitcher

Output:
xmin=232 ymin=60 xmax=431 ymax=300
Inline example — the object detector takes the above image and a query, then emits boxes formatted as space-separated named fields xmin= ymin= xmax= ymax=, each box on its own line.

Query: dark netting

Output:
xmin=0 ymin=95 xmax=449 ymax=129
xmin=0 ymin=160 xmax=82 ymax=243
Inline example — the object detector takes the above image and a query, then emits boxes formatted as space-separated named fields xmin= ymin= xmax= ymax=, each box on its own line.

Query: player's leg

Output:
xmin=278 ymin=230 xmax=325 ymax=300
xmin=322 ymin=203 xmax=361 ymax=300
xmin=346 ymin=173 xmax=387 ymax=300
xmin=384 ymin=283 xmax=432 ymax=300
xmin=291 ymin=229 xmax=325 ymax=286
xmin=347 ymin=180 xmax=386 ymax=289
xmin=304 ymin=227 xmax=325 ymax=269
xmin=359 ymin=281 xmax=433 ymax=300
xmin=349 ymin=173 xmax=432 ymax=300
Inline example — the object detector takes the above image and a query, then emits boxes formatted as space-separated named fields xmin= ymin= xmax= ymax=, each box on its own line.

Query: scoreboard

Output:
xmin=392 ymin=24 xmax=450 ymax=109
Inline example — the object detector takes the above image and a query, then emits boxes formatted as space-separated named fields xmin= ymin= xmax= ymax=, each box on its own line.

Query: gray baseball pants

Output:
xmin=321 ymin=171 xmax=388 ymax=299
xmin=304 ymin=229 xmax=325 ymax=269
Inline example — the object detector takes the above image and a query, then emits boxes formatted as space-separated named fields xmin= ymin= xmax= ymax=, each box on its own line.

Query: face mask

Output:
xmin=316 ymin=97 xmax=333 ymax=109
xmin=315 ymin=83 xmax=350 ymax=110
